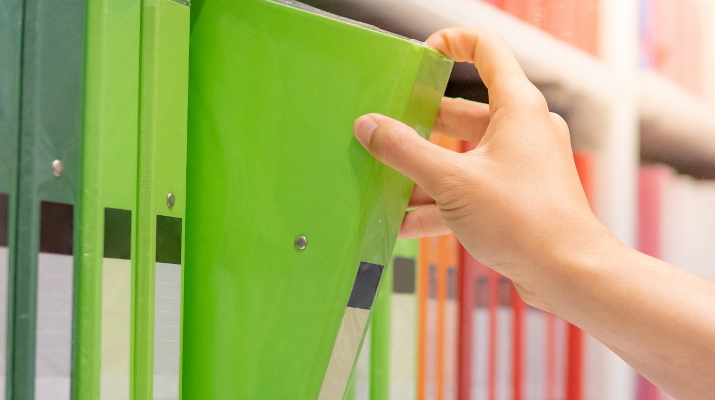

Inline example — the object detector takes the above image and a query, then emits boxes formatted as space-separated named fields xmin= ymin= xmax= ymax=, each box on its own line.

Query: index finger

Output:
xmin=426 ymin=27 xmax=545 ymax=114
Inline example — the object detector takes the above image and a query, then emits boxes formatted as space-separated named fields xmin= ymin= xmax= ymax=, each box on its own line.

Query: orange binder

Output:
xmin=435 ymin=135 xmax=461 ymax=400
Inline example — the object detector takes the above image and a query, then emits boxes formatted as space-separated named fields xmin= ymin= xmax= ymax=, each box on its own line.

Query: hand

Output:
xmin=353 ymin=27 xmax=615 ymax=311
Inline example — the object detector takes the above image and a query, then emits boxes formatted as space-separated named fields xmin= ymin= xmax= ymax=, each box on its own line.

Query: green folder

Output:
xmin=134 ymin=0 xmax=189 ymax=399
xmin=371 ymin=239 xmax=420 ymax=400
xmin=0 ymin=0 xmax=23 ymax=396
xmin=184 ymin=1 xmax=452 ymax=399
xmin=72 ymin=0 xmax=142 ymax=398
xmin=13 ymin=0 xmax=85 ymax=397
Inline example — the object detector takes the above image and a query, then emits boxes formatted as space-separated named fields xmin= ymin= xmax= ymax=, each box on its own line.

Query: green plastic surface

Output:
xmin=135 ymin=0 xmax=189 ymax=398
xmin=13 ymin=0 xmax=85 ymax=396
xmin=0 ymin=0 xmax=23 ymax=397
xmin=73 ymin=0 xmax=141 ymax=397
xmin=371 ymin=239 xmax=419 ymax=400
xmin=184 ymin=1 xmax=452 ymax=398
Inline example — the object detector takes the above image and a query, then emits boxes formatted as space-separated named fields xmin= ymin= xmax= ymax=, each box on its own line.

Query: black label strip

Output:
xmin=474 ymin=276 xmax=489 ymax=308
xmin=392 ymin=257 xmax=415 ymax=294
xmin=0 ymin=193 xmax=8 ymax=247
xmin=346 ymin=262 xmax=384 ymax=310
xmin=447 ymin=267 xmax=457 ymax=300
xmin=156 ymin=215 xmax=182 ymax=265
xmin=104 ymin=208 xmax=131 ymax=260
xmin=39 ymin=201 xmax=74 ymax=255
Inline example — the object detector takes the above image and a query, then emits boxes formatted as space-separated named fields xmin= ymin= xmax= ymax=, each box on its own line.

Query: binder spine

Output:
xmin=0 ymin=0 xmax=23 ymax=396
xmin=74 ymin=0 xmax=141 ymax=398
xmin=13 ymin=0 xmax=85 ymax=396
xmin=136 ymin=0 xmax=189 ymax=398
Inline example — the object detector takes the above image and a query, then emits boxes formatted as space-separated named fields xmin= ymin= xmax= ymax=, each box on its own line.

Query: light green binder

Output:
xmin=0 ymin=0 xmax=23 ymax=397
xmin=184 ymin=1 xmax=452 ymax=398
xmin=73 ymin=0 xmax=141 ymax=398
xmin=371 ymin=239 xmax=420 ymax=400
xmin=13 ymin=0 xmax=86 ymax=397
xmin=134 ymin=0 xmax=189 ymax=399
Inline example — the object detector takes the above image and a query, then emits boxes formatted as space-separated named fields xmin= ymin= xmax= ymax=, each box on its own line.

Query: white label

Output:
xmin=0 ymin=246 xmax=8 ymax=400
xmin=318 ymin=307 xmax=370 ymax=400
xmin=472 ymin=307 xmax=489 ymax=400
xmin=525 ymin=309 xmax=546 ymax=399
xmin=390 ymin=293 xmax=416 ymax=399
xmin=444 ymin=300 xmax=458 ymax=400
xmin=355 ymin=328 xmax=370 ymax=400
xmin=153 ymin=262 xmax=181 ymax=400
xmin=35 ymin=253 xmax=74 ymax=400
xmin=496 ymin=306 xmax=512 ymax=400
xmin=101 ymin=258 xmax=132 ymax=400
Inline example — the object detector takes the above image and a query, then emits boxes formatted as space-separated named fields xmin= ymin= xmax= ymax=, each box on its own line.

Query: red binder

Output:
xmin=636 ymin=165 xmax=673 ymax=400
xmin=567 ymin=151 xmax=596 ymax=400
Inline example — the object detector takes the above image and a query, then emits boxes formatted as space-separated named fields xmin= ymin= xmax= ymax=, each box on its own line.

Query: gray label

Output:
xmin=34 ymin=253 xmax=74 ymax=400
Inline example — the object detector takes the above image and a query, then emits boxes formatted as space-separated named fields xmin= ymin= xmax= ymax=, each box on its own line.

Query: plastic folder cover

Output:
xmin=184 ymin=0 xmax=453 ymax=398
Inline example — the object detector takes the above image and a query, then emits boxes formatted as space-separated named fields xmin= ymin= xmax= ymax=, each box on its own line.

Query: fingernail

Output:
xmin=354 ymin=115 xmax=377 ymax=147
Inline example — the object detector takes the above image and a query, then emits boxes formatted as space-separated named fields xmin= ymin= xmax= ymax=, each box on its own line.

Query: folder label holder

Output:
xmin=100 ymin=208 xmax=133 ymax=399
xmin=319 ymin=262 xmax=383 ymax=400
xmin=473 ymin=275 xmax=489 ymax=400
xmin=153 ymin=215 xmax=183 ymax=400
xmin=35 ymin=201 xmax=75 ymax=400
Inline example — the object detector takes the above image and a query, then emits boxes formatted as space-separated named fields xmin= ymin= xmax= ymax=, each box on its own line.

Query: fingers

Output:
xmin=408 ymin=184 xmax=436 ymax=207
xmin=434 ymin=97 xmax=491 ymax=143
xmin=426 ymin=27 xmax=547 ymax=114
xmin=354 ymin=113 xmax=460 ymax=195
xmin=399 ymin=205 xmax=451 ymax=238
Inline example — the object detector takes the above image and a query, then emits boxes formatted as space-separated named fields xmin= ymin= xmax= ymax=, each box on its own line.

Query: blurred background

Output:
xmin=297 ymin=0 xmax=715 ymax=399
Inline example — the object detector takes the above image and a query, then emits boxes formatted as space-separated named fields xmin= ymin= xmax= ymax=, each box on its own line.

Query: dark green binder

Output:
xmin=13 ymin=0 xmax=85 ymax=397
xmin=0 ymin=0 xmax=23 ymax=397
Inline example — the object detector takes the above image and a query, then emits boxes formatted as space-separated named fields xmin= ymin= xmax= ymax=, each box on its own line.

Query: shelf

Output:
xmin=303 ymin=0 xmax=615 ymax=100
xmin=639 ymin=70 xmax=715 ymax=170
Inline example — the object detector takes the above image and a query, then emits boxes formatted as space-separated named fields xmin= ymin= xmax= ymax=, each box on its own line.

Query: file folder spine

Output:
xmin=135 ymin=0 xmax=189 ymax=398
xmin=0 ymin=0 xmax=23 ymax=396
xmin=13 ymin=0 xmax=85 ymax=396
xmin=73 ymin=0 xmax=141 ymax=397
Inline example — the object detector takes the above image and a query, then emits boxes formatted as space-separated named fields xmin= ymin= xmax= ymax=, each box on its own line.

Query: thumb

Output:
xmin=353 ymin=113 xmax=459 ymax=196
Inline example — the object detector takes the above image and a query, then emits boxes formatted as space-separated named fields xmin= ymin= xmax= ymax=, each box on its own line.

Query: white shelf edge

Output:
xmin=639 ymin=70 xmax=715 ymax=165
xmin=308 ymin=0 xmax=617 ymax=100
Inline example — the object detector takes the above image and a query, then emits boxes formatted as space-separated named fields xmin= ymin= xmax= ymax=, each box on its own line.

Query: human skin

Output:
xmin=353 ymin=27 xmax=715 ymax=400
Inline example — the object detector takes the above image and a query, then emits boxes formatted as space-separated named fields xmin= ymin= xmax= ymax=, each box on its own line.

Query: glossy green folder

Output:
xmin=184 ymin=1 xmax=452 ymax=399
xmin=371 ymin=239 xmax=420 ymax=400
xmin=13 ymin=0 xmax=85 ymax=397
xmin=134 ymin=0 xmax=189 ymax=399
xmin=0 ymin=0 xmax=23 ymax=396
xmin=73 ymin=0 xmax=141 ymax=398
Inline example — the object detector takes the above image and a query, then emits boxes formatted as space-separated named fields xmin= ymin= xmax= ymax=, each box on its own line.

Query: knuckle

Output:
xmin=377 ymin=124 xmax=407 ymax=160
xmin=549 ymin=112 xmax=570 ymax=134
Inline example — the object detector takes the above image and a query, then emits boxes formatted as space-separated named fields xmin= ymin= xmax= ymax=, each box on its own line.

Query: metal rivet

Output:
xmin=52 ymin=160 xmax=63 ymax=177
xmin=167 ymin=192 xmax=176 ymax=209
xmin=294 ymin=236 xmax=307 ymax=250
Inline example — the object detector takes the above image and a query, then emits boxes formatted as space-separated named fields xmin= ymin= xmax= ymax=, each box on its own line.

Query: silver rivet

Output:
xmin=167 ymin=192 xmax=176 ymax=209
xmin=294 ymin=236 xmax=307 ymax=250
xmin=52 ymin=160 xmax=63 ymax=177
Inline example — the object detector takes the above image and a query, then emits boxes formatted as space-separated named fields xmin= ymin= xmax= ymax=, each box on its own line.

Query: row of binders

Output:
xmin=636 ymin=166 xmax=715 ymax=400
xmin=480 ymin=0 xmax=600 ymax=56
xmin=1 ymin=0 xmax=189 ymax=398
xmin=639 ymin=0 xmax=715 ymax=97
xmin=1 ymin=0 xmax=457 ymax=398
xmin=347 ymin=138 xmax=604 ymax=400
